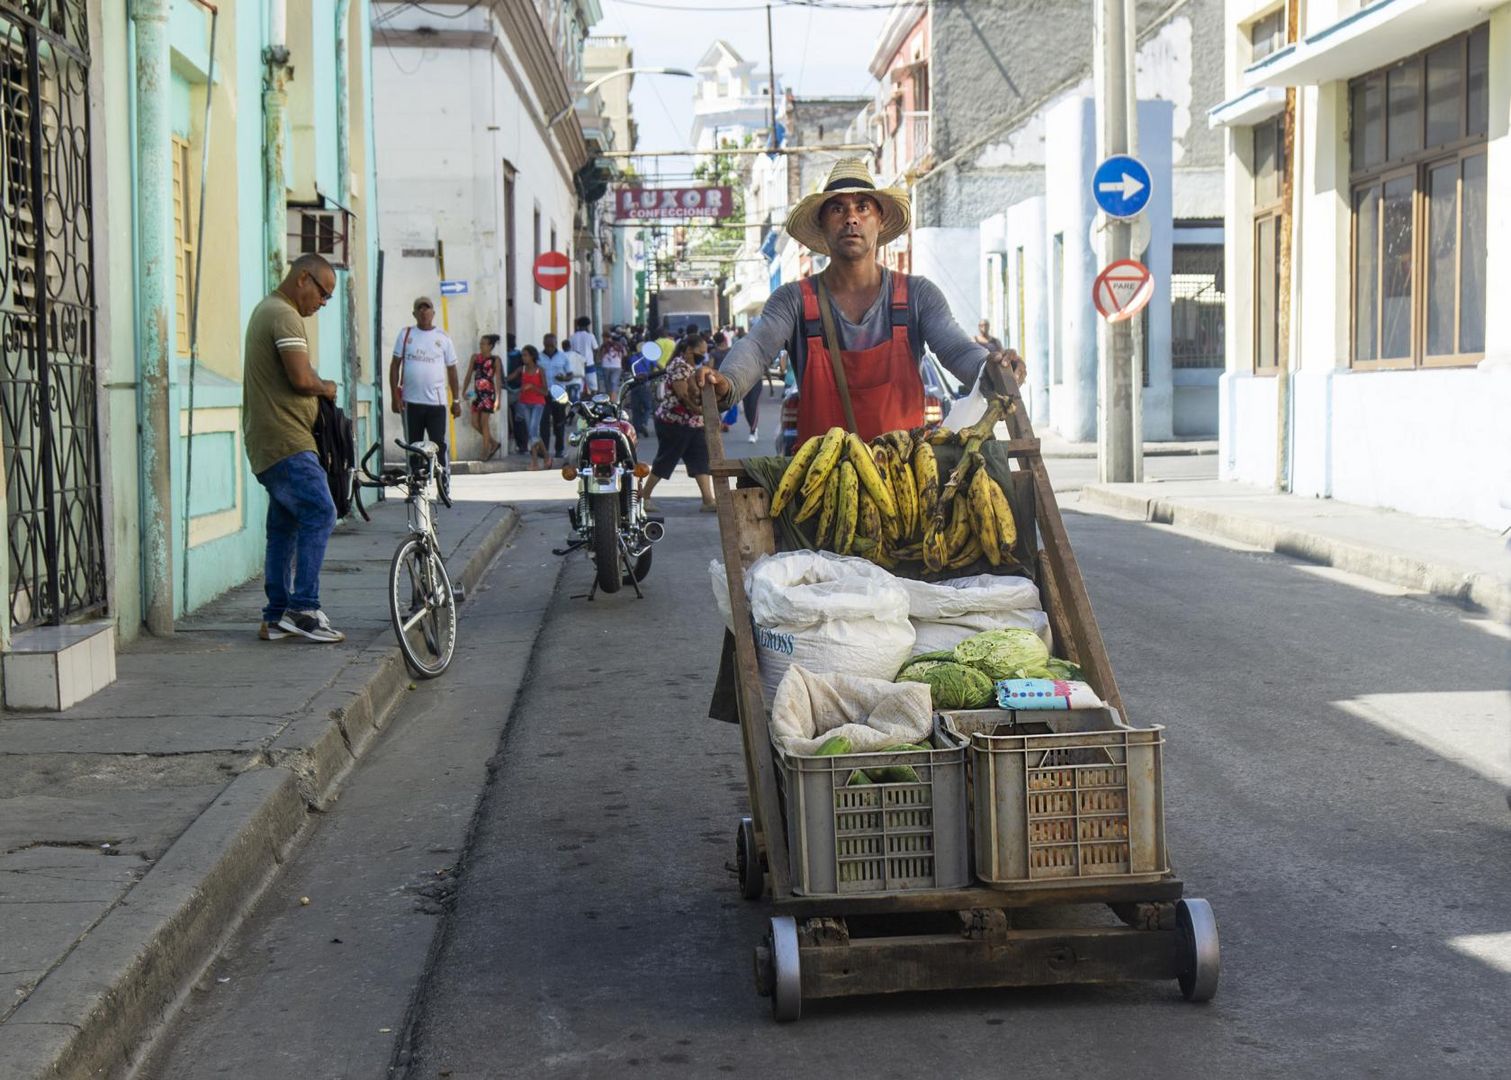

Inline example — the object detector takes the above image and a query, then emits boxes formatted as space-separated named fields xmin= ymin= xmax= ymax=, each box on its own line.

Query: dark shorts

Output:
xmin=650 ymin=418 xmax=710 ymax=480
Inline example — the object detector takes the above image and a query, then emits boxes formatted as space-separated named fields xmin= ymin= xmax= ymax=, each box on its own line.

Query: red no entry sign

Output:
xmin=1092 ymin=259 xmax=1154 ymax=322
xmin=533 ymin=250 xmax=571 ymax=292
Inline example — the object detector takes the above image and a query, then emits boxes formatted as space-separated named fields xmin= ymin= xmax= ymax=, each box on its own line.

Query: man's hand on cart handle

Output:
xmin=692 ymin=365 xmax=733 ymax=401
xmin=989 ymin=348 xmax=1027 ymax=387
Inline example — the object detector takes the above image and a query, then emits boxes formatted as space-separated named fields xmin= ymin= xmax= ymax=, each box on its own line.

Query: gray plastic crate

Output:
xmin=774 ymin=719 xmax=969 ymax=896
xmin=942 ymin=708 xmax=1168 ymax=888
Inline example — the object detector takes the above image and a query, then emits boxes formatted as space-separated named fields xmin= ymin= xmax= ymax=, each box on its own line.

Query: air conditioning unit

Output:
xmin=287 ymin=202 xmax=353 ymax=268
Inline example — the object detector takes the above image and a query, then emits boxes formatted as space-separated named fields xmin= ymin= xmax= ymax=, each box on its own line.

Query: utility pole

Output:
xmin=1094 ymin=0 xmax=1138 ymax=483
xmin=765 ymin=4 xmax=778 ymax=144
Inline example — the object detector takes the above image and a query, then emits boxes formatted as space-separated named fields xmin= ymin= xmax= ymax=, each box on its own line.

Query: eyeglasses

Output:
xmin=309 ymin=274 xmax=332 ymax=301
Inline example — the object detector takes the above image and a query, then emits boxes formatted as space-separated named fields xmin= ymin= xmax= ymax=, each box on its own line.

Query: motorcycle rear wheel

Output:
xmin=590 ymin=491 xmax=622 ymax=594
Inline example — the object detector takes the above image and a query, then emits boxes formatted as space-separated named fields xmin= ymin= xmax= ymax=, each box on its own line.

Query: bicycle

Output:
xmin=353 ymin=439 xmax=458 ymax=678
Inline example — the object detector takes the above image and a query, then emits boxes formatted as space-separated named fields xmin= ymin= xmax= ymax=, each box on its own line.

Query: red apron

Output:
xmin=795 ymin=272 xmax=924 ymax=447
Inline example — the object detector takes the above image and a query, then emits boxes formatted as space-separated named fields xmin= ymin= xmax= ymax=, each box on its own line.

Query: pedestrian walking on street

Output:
xmin=462 ymin=333 xmax=503 ymax=461
xmin=974 ymin=319 xmax=1003 ymax=353
xmin=639 ymin=332 xmax=716 ymax=514
xmin=242 ymin=253 xmax=345 ymax=644
xmin=504 ymin=333 xmax=528 ymax=454
xmin=389 ymin=296 xmax=461 ymax=477
xmin=505 ymin=344 xmax=550 ymax=469
xmin=538 ymin=333 xmax=573 ymax=459
xmin=598 ymin=330 xmax=627 ymax=400
xmin=569 ymin=315 xmax=600 ymax=396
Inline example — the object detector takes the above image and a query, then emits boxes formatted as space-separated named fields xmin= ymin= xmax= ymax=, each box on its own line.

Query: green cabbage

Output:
xmin=952 ymin=628 xmax=1050 ymax=682
xmin=897 ymin=659 xmax=995 ymax=710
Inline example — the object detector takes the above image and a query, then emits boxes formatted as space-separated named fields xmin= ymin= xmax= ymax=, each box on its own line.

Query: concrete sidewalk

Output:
xmin=1037 ymin=431 xmax=1218 ymax=458
xmin=0 ymin=486 xmax=518 ymax=1080
xmin=1077 ymin=479 xmax=1510 ymax=620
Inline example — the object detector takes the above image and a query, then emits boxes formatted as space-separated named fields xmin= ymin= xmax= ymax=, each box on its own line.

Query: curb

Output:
xmin=1076 ymin=486 xmax=1511 ymax=621
xmin=1042 ymin=445 xmax=1218 ymax=460
xmin=0 ymin=505 xmax=521 ymax=1080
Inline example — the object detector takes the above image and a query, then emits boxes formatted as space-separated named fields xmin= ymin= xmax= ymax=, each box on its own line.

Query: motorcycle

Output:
xmin=550 ymin=340 xmax=668 ymax=598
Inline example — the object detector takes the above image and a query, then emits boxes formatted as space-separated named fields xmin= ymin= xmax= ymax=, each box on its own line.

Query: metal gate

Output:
xmin=0 ymin=0 xmax=105 ymax=630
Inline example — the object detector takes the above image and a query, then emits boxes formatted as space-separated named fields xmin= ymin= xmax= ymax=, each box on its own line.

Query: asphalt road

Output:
xmin=398 ymin=487 xmax=1509 ymax=1078
xmin=143 ymin=456 xmax=1509 ymax=1079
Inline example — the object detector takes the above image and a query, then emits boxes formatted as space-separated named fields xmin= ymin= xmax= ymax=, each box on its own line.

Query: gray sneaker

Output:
xmin=278 ymin=609 xmax=345 ymax=643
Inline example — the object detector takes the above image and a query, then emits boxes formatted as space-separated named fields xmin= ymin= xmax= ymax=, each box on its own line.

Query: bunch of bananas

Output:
xmin=768 ymin=425 xmax=1019 ymax=574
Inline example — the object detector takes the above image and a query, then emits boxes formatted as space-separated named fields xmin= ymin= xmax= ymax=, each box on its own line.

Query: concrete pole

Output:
xmin=131 ymin=0 xmax=175 ymax=635
xmin=264 ymin=0 xmax=291 ymax=290
xmin=335 ymin=0 xmax=358 ymax=422
xmin=1095 ymin=0 xmax=1136 ymax=484
xmin=591 ymin=203 xmax=605 ymax=334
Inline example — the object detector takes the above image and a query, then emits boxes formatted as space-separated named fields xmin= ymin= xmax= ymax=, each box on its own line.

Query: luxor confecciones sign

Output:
xmin=612 ymin=186 xmax=735 ymax=221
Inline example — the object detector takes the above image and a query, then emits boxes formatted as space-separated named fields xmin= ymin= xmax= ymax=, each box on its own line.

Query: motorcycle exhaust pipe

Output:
xmin=642 ymin=520 xmax=665 ymax=543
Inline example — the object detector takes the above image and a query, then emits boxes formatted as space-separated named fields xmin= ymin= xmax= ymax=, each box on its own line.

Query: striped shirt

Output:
xmin=242 ymin=290 xmax=318 ymax=474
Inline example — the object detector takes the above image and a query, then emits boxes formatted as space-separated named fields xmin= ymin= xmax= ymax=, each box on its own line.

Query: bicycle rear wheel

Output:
xmin=389 ymin=536 xmax=457 ymax=678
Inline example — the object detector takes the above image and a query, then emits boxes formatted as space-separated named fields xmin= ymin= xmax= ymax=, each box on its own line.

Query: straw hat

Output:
xmin=785 ymin=158 xmax=911 ymax=256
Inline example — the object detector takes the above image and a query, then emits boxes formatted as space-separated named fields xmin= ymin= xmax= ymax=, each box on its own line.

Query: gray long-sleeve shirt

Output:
xmin=717 ymin=269 xmax=991 ymax=406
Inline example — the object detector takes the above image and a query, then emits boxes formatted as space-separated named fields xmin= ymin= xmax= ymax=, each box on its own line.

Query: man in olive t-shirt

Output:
xmin=242 ymin=253 xmax=343 ymax=644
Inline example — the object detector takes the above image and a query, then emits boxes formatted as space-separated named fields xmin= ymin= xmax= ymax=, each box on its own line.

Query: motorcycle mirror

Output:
xmin=639 ymin=340 xmax=662 ymax=365
xmin=549 ymin=383 xmax=570 ymax=404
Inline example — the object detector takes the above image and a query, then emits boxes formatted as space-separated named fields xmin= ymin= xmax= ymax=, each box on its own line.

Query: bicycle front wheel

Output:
xmin=389 ymin=536 xmax=457 ymax=678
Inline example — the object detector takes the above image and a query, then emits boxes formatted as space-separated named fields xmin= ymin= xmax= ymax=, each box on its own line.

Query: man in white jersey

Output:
xmin=389 ymin=295 xmax=460 ymax=473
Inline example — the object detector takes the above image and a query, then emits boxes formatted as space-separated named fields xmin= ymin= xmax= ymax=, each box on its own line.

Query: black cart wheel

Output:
xmin=1176 ymin=898 xmax=1220 ymax=1002
xmin=736 ymin=816 xmax=762 ymax=900
xmin=769 ymin=916 xmax=802 ymax=1022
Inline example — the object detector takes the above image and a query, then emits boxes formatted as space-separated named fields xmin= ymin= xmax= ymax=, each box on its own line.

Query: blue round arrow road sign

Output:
xmin=1092 ymin=154 xmax=1152 ymax=219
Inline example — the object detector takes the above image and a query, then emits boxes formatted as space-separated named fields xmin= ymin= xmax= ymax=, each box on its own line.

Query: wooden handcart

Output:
xmin=701 ymin=377 xmax=1220 ymax=1021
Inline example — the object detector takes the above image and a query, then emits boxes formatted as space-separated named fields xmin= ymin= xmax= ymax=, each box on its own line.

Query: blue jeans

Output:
xmin=629 ymin=381 xmax=654 ymax=433
xmin=256 ymin=450 xmax=337 ymax=622
xmin=599 ymin=367 xmax=621 ymax=399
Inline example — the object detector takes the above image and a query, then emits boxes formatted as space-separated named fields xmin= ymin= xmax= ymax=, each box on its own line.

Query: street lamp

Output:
xmin=547 ymin=67 xmax=693 ymax=128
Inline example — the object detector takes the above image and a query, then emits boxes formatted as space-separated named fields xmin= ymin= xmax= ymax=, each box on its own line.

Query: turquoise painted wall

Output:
xmin=138 ymin=0 xmax=379 ymax=618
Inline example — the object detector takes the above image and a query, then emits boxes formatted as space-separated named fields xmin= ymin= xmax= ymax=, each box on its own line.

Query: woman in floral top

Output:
xmin=640 ymin=332 xmax=716 ymax=512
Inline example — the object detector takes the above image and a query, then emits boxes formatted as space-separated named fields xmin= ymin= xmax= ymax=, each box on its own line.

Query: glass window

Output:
xmin=1353 ymin=186 xmax=1378 ymax=364
xmin=1351 ymin=78 xmax=1384 ymax=170
xmin=1379 ymin=176 xmax=1414 ymax=360
xmin=1387 ymin=62 xmax=1422 ymax=160
xmin=1425 ymin=43 xmax=1462 ymax=148
xmin=1254 ymin=118 xmax=1285 ymax=206
xmin=1350 ymin=25 xmax=1488 ymax=368
xmin=1251 ymin=9 xmax=1286 ymax=63
xmin=1467 ymin=26 xmax=1488 ymax=135
xmin=1459 ymin=153 xmax=1486 ymax=355
xmin=1425 ymin=162 xmax=1458 ymax=357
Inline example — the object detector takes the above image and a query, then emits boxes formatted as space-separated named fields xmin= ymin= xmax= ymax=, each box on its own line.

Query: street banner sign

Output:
xmin=1091 ymin=154 xmax=1152 ymax=219
xmin=613 ymin=186 xmax=734 ymax=221
xmin=1092 ymin=259 xmax=1155 ymax=322
xmin=533 ymin=251 xmax=571 ymax=292
xmin=439 ymin=279 xmax=468 ymax=296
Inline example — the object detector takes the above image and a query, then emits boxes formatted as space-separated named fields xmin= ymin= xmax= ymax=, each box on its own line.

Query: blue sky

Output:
xmin=592 ymin=0 xmax=892 ymax=175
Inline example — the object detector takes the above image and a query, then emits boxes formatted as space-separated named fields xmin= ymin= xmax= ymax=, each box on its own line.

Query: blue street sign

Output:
xmin=439 ymin=279 xmax=469 ymax=296
xmin=1091 ymin=154 xmax=1153 ymax=219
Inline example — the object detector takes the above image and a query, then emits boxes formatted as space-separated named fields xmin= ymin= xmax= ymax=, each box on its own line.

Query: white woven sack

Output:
xmin=710 ymin=551 xmax=916 ymax=706
xmin=769 ymin=665 xmax=933 ymax=755
xmin=895 ymin=572 xmax=1052 ymax=656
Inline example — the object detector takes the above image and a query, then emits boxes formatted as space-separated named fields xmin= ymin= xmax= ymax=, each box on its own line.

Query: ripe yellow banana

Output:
xmin=793 ymin=472 xmax=827 ymax=523
xmin=922 ymin=520 xmax=949 ymax=573
xmin=872 ymin=446 xmax=902 ymax=543
xmin=968 ymin=466 xmax=1002 ymax=567
xmin=944 ymin=494 xmax=972 ymax=554
xmin=888 ymin=451 xmax=918 ymax=539
xmin=833 ymin=461 xmax=859 ymax=555
xmin=769 ymin=435 xmax=824 ymax=517
xmin=801 ymin=427 xmax=846 ymax=500
xmin=844 ymin=434 xmax=897 ymax=520
xmin=856 ymin=490 xmax=881 ymax=542
xmin=946 ymin=536 xmax=983 ymax=571
xmin=815 ymin=463 xmax=842 ymax=547
xmin=912 ymin=441 xmax=939 ymax=525
xmin=986 ymin=473 xmax=1018 ymax=558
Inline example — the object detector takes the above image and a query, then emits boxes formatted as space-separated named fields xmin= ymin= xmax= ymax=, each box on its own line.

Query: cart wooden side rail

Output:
xmin=699 ymin=373 xmax=1219 ymax=1020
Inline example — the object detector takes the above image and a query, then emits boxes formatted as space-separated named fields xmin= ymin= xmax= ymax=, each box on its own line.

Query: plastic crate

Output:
xmin=774 ymin=719 xmax=969 ymax=896
xmin=942 ymin=708 xmax=1168 ymax=887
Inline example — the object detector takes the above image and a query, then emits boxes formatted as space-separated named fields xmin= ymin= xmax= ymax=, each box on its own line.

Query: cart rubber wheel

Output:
xmin=769 ymin=916 xmax=802 ymax=1022
xmin=1176 ymin=898 xmax=1220 ymax=1002
xmin=736 ymin=817 xmax=763 ymax=900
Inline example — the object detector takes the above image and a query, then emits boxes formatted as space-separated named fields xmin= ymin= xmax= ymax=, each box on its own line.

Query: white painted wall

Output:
xmin=373 ymin=36 xmax=580 ymax=461
xmin=911 ymin=228 xmax=982 ymax=342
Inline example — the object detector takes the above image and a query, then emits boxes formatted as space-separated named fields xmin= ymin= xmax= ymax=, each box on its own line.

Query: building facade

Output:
xmin=1215 ymin=0 xmax=1509 ymax=531
xmin=371 ymin=0 xmax=606 ymax=462
xmin=1 ymin=0 xmax=380 ymax=686
xmin=584 ymin=33 xmax=642 ymax=327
